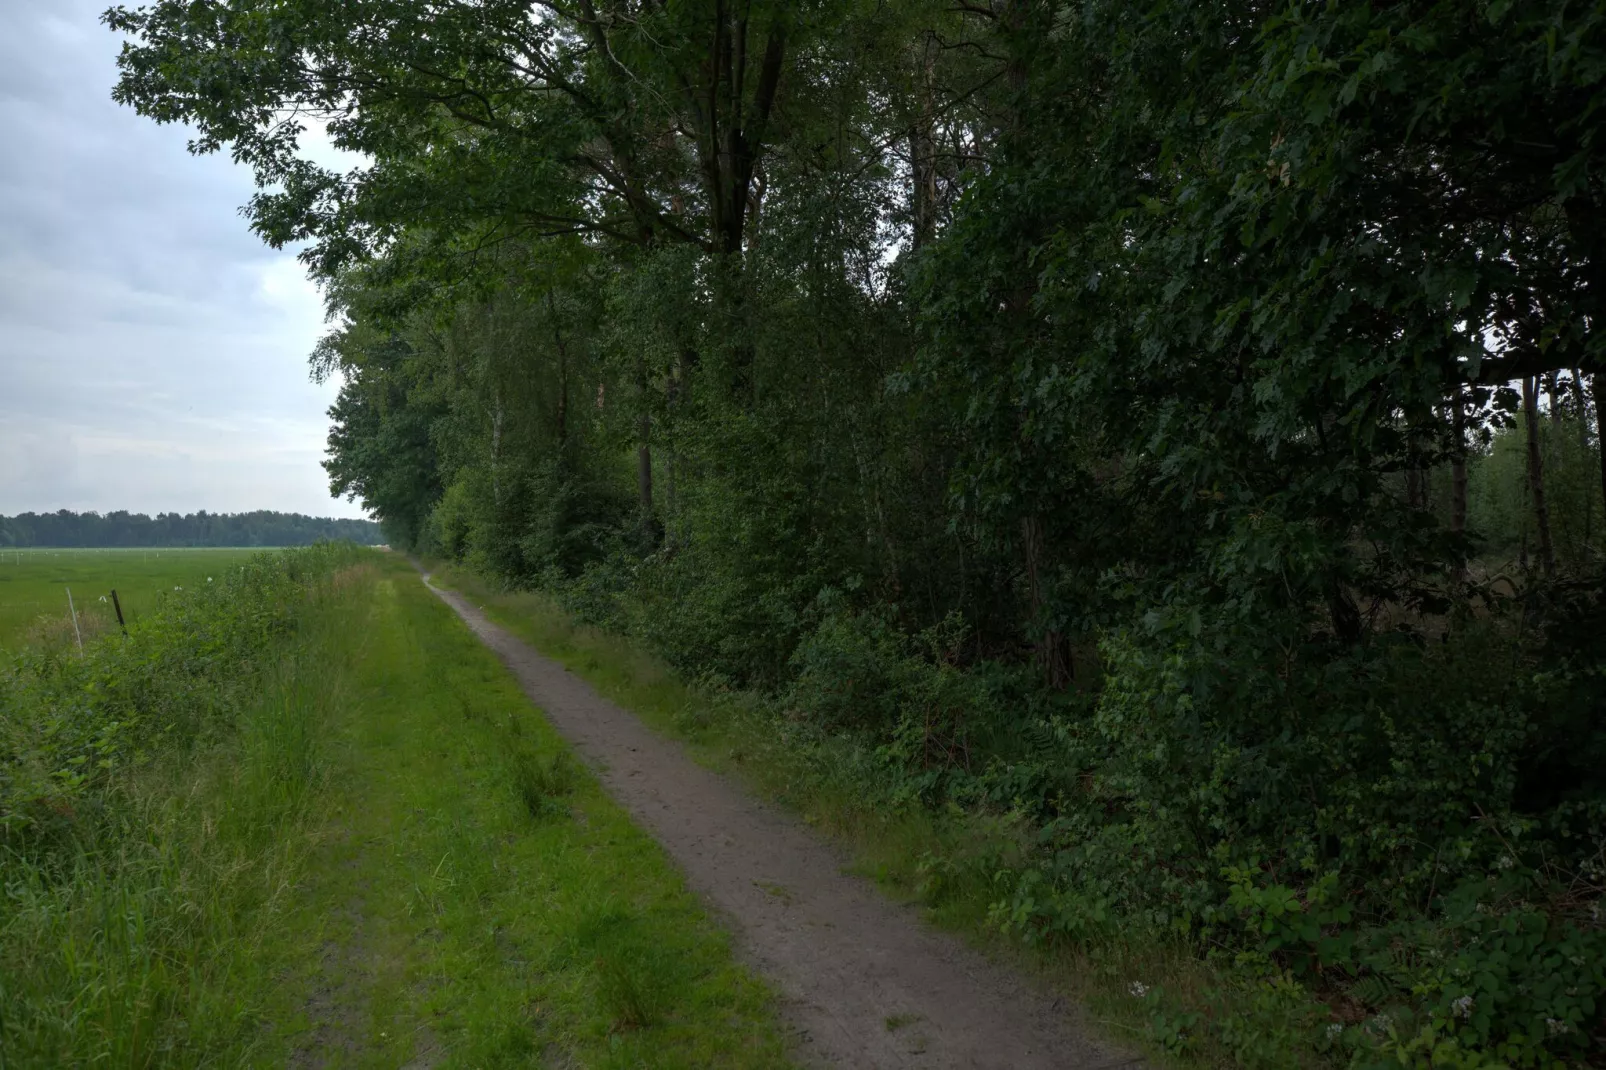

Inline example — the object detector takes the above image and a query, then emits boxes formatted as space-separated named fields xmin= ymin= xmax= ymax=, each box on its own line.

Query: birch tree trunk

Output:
xmin=1523 ymin=376 xmax=1555 ymax=577
xmin=1592 ymin=373 xmax=1606 ymax=531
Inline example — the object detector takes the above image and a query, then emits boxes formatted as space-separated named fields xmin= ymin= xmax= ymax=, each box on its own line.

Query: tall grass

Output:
xmin=0 ymin=545 xmax=370 ymax=1067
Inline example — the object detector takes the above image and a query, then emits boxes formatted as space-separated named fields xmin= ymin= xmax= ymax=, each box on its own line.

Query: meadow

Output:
xmin=0 ymin=547 xmax=263 ymax=648
xmin=0 ymin=547 xmax=789 ymax=1067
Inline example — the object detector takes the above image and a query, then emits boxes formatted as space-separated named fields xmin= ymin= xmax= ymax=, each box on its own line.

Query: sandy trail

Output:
xmin=422 ymin=571 xmax=1140 ymax=1070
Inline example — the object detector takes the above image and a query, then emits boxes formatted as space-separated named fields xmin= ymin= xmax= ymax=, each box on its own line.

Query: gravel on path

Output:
xmin=423 ymin=571 xmax=1141 ymax=1070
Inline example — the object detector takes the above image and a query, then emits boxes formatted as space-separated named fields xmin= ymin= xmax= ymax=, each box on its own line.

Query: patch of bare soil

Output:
xmin=291 ymin=905 xmax=370 ymax=1069
xmin=423 ymin=572 xmax=1142 ymax=1070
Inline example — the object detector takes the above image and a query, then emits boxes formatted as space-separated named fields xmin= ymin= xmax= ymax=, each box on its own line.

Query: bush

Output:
xmin=986 ymin=588 xmax=1606 ymax=1066
xmin=0 ymin=544 xmax=364 ymax=850
xmin=0 ymin=543 xmax=367 ymax=1064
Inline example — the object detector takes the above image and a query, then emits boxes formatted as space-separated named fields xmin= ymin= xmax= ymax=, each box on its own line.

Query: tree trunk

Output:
xmin=910 ymin=31 xmax=938 ymax=249
xmin=1328 ymin=582 xmax=1363 ymax=644
xmin=1576 ymin=371 xmax=1594 ymax=548
xmin=555 ymin=375 xmax=568 ymax=446
xmin=636 ymin=359 xmax=656 ymax=546
xmin=1021 ymin=514 xmax=1071 ymax=689
xmin=548 ymin=292 xmax=570 ymax=446
xmin=1001 ymin=2 xmax=1067 ymax=688
xmin=664 ymin=352 xmax=690 ymax=547
xmin=491 ymin=392 xmax=505 ymax=507
xmin=638 ymin=435 xmax=654 ymax=516
xmin=1523 ymin=376 xmax=1555 ymax=577
xmin=1405 ymin=467 xmax=1424 ymax=511
xmin=1592 ymin=372 xmax=1606 ymax=533
xmin=1451 ymin=387 xmax=1464 ymax=533
xmin=697 ymin=7 xmax=785 ymax=258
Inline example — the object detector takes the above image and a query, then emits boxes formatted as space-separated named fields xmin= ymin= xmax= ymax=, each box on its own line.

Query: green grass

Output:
xmin=426 ymin=562 xmax=1335 ymax=1070
xmin=1 ymin=553 xmax=791 ymax=1068
xmin=0 ymin=547 xmax=264 ymax=647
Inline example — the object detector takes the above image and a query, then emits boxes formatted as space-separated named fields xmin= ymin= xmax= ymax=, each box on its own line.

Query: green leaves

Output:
xmin=107 ymin=0 xmax=833 ymax=276
xmin=2 ymin=545 xmax=362 ymax=845
xmin=113 ymin=1 xmax=1606 ymax=1064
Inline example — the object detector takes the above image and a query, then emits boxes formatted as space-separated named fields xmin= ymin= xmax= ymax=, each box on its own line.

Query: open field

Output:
xmin=2 ymin=549 xmax=789 ymax=1066
xmin=0 ymin=547 xmax=265 ymax=647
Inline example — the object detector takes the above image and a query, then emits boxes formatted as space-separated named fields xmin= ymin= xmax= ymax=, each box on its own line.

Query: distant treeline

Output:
xmin=0 ymin=510 xmax=383 ymax=548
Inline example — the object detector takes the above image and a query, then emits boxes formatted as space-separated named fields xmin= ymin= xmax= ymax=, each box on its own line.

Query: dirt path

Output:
xmin=422 ymin=572 xmax=1140 ymax=1070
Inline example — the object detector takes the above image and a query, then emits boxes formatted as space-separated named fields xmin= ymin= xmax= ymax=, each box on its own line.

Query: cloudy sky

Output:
xmin=0 ymin=0 xmax=367 ymax=519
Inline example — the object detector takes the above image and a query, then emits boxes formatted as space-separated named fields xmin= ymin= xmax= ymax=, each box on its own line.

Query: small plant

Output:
xmin=510 ymin=748 xmax=575 ymax=819
xmin=1133 ymin=985 xmax=1204 ymax=1055
xmin=594 ymin=953 xmax=661 ymax=1030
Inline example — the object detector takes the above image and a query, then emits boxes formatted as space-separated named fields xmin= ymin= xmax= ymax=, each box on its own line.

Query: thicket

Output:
xmin=0 ymin=509 xmax=383 ymax=548
xmin=0 ymin=543 xmax=366 ymax=1063
xmin=107 ymin=1 xmax=1606 ymax=1064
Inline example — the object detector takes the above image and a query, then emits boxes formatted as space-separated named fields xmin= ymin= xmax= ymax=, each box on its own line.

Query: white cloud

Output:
xmin=0 ymin=0 xmax=364 ymax=518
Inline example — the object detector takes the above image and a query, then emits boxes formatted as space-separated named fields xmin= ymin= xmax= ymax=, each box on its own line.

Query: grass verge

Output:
xmin=1 ymin=552 xmax=369 ymax=1066
xmin=1 ymin=552 xmax=790 ymax=1068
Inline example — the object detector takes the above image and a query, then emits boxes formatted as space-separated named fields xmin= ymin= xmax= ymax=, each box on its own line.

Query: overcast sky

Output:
xmin=0 ymin=0 xmax=367 ymax=519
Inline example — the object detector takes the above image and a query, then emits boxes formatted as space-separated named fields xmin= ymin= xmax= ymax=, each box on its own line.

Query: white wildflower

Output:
xmin=1326 ymin=1023 xmax=1344 ymax=1039
xmin=1129 ymin=981 xmax=1148 ymax=998
xmin=1495 ymin=854 xmax=1514 ymax=870
xmin=1451 ymin=995 xmax=1473 ymax=1019
xmin=1546 ymin=1018 xmax=1572 ymax=1037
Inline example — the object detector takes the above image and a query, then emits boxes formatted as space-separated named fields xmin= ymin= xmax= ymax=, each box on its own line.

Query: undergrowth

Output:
xmin=0 ymin=543 xmax=368 ymax=1066
xmin=432 ymin=561 xmax=1606 ymax=1070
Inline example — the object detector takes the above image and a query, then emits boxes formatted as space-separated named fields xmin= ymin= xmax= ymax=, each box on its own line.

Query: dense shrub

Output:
xmin=0 ymin=544 xmax=369 ymax=1065
xmin=0 ymin=543 xmax=364 ymax=858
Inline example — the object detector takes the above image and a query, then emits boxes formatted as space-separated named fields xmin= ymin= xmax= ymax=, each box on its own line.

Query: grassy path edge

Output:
xmin=425 ymin=561 xmax=1354 ymax=1070
xmin=420 ymin=560 xmax=1139 ymax=1069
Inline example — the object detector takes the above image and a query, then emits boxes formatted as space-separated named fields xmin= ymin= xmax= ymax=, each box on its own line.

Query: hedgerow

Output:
xmin=0 ymin=543 xmax=363 ymax=856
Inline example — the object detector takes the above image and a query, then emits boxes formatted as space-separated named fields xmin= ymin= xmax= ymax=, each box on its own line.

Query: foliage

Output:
xmin=109 ymin=0 xmax=1606 ymax=1063
xmin=0 ymin=545 xmax=364 ymax=1064
xmin=0 ymin=551 xmax=791 ymax=1066
xmin=0 ymin=509 xmax=381 ymax=548
xmin=0 ymin=544 xmax=362 ymax=845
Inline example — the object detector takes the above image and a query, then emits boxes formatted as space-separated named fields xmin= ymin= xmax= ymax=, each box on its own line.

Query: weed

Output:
xmin=594 ymin=953 xmax=663 ymax=1030
xmin=755 ymin=880 xmax=793 ymax=904
xmin=510 ymin=748 xmax=576 ymax=819
xmin=0 ymin=545 xmax=366 ymax=1066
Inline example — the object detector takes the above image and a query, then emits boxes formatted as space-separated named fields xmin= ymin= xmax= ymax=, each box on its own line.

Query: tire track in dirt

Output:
xmin=422 ymin=570 xmax=1140 ymax=1069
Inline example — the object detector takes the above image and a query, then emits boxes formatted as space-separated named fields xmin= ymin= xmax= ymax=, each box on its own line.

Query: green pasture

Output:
xmin=0 ymin=547 xmax=266 ymax=647
xmin=1 ymin=549 xmax=788 ymax=1066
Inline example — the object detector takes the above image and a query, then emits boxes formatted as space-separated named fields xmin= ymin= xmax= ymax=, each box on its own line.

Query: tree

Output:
xmin=111 ymin=1 xmax=1606 ymax=1063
